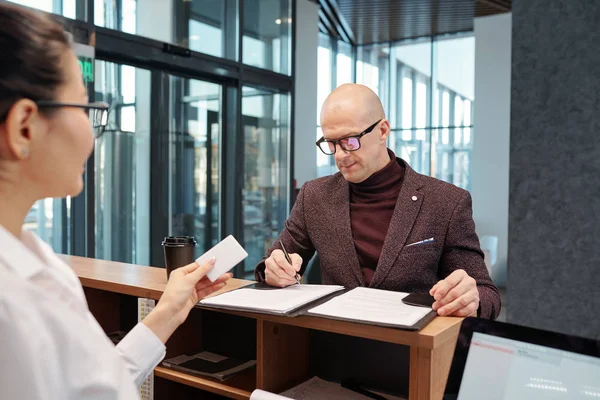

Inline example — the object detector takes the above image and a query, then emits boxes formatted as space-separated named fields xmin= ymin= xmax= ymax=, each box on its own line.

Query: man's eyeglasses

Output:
xmin=316 ymin=119 xmax=382 ymax=155
xmin=36 ymin=101 xmax=110 ymax=138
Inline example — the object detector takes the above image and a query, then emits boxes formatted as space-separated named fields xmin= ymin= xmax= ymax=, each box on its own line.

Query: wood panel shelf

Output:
xmin=63 ymin=254 xmax=462 ymax=400
xmin=154 ymin=366 xmax=254 ymax=400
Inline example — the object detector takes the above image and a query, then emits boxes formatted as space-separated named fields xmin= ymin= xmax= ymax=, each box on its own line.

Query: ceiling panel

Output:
xmin=319 ymin=0 xmax=511 ymax=45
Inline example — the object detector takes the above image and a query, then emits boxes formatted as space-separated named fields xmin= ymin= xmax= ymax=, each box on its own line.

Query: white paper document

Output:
xmin=307 ymin=287 xmax=432 ymax=327
xmin=250 ymin=377 xmax=406 ymax=400
xmin=284 ymin=376 xmax=405 ymax=400
xmin=199 ymin=284 xmax=344 ymax=314
xmin=281 ymin=377 xmax=374 ymax=399
xmin=250 ymin=389 xmax=293 ymax=400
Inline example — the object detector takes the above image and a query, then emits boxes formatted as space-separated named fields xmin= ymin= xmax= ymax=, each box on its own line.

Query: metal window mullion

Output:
xmin=289 ymin=0 xmax=296 ymax=207
xmin=149 ymin=71 xmax=171 ymax=267
xmin=222 ymin=85 xmax=243 ymax=276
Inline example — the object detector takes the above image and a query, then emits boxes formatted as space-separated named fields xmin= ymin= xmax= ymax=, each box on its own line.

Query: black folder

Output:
xmin=197 ymin=283 xmax=437 ymax=331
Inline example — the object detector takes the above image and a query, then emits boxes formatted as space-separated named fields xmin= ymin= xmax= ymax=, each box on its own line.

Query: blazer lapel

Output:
xmin=370 ymin=163 xmax=424 ymax=288
xmin=328 ymin=175 xmax=365 ymax=286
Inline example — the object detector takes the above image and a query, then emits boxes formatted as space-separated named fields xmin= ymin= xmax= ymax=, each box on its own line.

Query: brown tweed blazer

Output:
xmin=255 ymin=158 xmax=501 ymax=320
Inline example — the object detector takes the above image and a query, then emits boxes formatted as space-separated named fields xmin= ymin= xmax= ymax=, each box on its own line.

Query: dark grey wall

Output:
xmin=508 ymin=0 xmax=600 ymax=339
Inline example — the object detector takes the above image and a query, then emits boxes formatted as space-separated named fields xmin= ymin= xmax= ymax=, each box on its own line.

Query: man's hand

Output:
xmin=265 ymin=249 xmax=302 ymax=287
xmin=430 ymin=269 xmax=479 ymax=317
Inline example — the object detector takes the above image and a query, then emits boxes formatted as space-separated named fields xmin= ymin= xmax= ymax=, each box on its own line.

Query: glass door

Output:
xmin=168 ymin=76 xmax=221 ymax=258
xmin=241 ymin=86 xmax=291 ymax=278
xmin=94 ymin=61 xmax=151 ymax=264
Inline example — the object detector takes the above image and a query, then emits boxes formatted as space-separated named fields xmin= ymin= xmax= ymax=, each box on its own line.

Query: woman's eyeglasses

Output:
xmin=316 ymin=119 xmax=382 ymax=155
xmin=36 ymin=101 xmax=110 ymax=138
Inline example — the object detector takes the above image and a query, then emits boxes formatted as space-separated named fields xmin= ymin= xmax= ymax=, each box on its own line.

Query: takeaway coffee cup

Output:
xmin=162 ymin=236 xmax=197 ymax=279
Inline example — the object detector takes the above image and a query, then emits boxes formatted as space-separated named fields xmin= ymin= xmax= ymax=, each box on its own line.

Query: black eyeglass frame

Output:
xmin=36 ymin=100 xmax=110 ymax=138
xmin=316 ymin=119 xmax=383 ymax=155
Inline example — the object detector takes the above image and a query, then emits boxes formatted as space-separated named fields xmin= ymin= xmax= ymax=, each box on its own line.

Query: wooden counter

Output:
xmin=62 ymin=255 xmax=462 ymax=400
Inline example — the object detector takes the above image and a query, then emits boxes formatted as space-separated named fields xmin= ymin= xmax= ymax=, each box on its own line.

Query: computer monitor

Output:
xmin=443 ymin=317 xmax=600 ymax=400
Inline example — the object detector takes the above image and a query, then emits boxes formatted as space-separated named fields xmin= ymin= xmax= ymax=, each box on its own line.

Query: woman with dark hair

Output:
xmin=0 ymin=3 xmax=231 ymax=398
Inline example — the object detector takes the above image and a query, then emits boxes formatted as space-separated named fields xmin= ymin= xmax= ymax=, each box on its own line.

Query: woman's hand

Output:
xmin=143 ymin=258 xmax=232 ymax=343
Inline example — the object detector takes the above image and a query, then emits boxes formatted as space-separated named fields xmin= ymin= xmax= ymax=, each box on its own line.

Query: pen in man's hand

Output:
xmin=279 ymin=239 xmax=301 ymax=284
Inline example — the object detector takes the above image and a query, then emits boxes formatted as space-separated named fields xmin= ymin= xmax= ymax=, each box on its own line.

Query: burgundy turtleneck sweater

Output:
xmin=349 ymin=152 xmax=405 ymax=285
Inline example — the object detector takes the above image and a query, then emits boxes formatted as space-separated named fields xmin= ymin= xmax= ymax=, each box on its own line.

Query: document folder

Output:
xmin=198 ymin=284 xmax=436 ymax=331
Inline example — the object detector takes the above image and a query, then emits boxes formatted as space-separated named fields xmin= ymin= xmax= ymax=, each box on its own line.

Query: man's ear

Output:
xmin=379 ymin=119 xmax=391 ymax=142
xmin=3 ymin=99 xmax=39 ymax=160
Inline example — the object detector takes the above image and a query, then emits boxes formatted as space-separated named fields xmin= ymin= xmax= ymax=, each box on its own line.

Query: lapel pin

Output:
xmin=411 ymin=196 xmax=417 ymax=201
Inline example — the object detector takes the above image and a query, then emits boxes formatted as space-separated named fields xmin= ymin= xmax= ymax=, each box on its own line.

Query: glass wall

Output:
xmin=187 ymin=0 xmax=238 ymax=59
xmin=11 ymin=0 xmax=288 ymax=74
xmin=391 ymin=38 xmax=432 ymax=176
xmin=95 ymin=0 xmax=234 ymax=55
xmin=336 ymin=40 xmax=353 ymax=87
xmin=316 ymin=35 xmax=332 ymax=177
xmin=94 ymin=61 xmax=151 ymax=264
xmin=356 ymin=44 xmax=389 ymax=107
xmin=316 ymin=34 xmax=332 ymax=126
xmin=432 ymin=35 xmax=475 ymax=190
xmin=316 ymin=32 xmax=475 ymax=191
xmin=95 ymin=0 xmax=289 ymax=70
xmin=95 ymin=0 xmax=136 ymax=34
xmin=168 ymin=77 xmax=221 ymax=258
xmin=9 ymin=0 xmax=294 ymax=272
xmin=316 ymin=34 xmax=354 ymax=177
xmin=241 ymin=87 xmax=291 ymax=278
xmin=9 ymin=0 xmax=83 ymax=19
xmin=242 ymin=0 xmax=292 ymax=74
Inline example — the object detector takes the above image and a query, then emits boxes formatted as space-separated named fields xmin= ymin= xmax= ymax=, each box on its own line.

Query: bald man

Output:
xmin=254 ymin=84 xmax=501 ymax=320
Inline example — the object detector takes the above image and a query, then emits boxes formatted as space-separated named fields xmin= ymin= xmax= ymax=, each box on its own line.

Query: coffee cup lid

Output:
xmin=161 ymin=236 xmax=197 ymax=246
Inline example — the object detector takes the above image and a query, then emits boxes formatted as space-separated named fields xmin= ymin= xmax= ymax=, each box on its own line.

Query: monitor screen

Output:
xmin=457 ymin=332 xmax=600 ymax=400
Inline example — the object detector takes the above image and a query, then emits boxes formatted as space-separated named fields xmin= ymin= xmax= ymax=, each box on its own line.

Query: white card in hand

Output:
xmin=196 ymin=235 xmax=248 ymax=282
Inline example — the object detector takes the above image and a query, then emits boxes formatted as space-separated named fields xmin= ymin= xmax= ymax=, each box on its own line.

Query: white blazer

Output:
xmin=0 ymin=225 xmax=166 ymax=400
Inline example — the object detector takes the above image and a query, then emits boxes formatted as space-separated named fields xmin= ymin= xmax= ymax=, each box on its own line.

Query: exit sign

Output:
xmin=73 ymin=42 xmax=95 ymax=85
xmin=78 ymin=57 xmax=94 ymax=84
